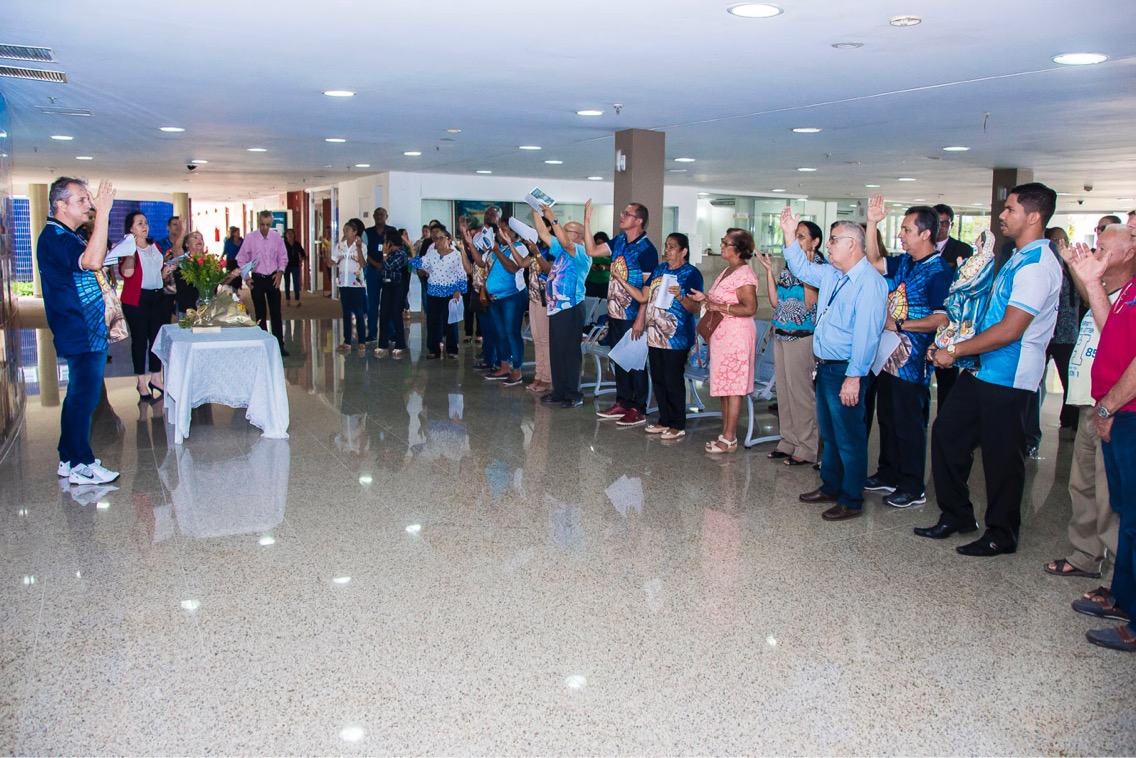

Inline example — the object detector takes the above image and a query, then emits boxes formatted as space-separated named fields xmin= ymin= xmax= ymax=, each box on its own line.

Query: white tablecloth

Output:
xmin=153 ymin=325 xmax=290 ymax=443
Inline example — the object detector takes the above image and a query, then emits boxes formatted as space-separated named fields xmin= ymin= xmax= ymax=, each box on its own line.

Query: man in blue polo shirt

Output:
xmin=864 ymin=199 xmax=954 ymax=508
xmin=918 ymin=182 xmax=1063 ymax=556
xmin=584 ymin=199 xmax=659 ymax=427
xmin=37 ymin=176 xmax=121 ymax=486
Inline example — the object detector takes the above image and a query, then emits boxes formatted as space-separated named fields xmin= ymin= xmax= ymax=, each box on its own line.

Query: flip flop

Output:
xmin=1045 ymin=558 xmax=1102 ymax=579
xmin=784 ymin=457 xmax=811 ymax=467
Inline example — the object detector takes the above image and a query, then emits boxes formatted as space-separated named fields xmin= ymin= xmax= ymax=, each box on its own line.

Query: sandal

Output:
xmin=645 ymin=424 xmax=668 ymax=434
xmin=705 ymin=435 xmax=738 ymax=455
xmin=1045 ymin=558 xmax=1102 ymax=579
xmin=784 ymin=457 xmax=811 ymax=467
xmin=660 ymin=429 xmax=686 ymax=441
xmin=767 ymin=450 xmax=790 ymax=460
xmin=1085 ymin=625 xmax=1136 ymax=652
xmin=1072 ymin=591 xmax=1130 ymax=622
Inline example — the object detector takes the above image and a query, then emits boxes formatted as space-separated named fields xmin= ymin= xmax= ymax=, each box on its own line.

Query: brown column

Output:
xmin=613 ymin=129 xmax=665 ymax=246
xmin=991 ymin=167 xmax=1033 ymax=264
xmin=28 ymin=183 xmax=49 ymax=297
xmin=36 ymin=329 xmax=60 ymax=408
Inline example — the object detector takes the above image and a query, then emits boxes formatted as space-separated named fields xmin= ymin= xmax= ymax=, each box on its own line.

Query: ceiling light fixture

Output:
xmin=519 ymin=145 xmax=542 ymax=151
xmin=942 ymin=146 xmax=970 ymax=152
xmin=476 ymin=169 xmax=492 ymax=174
xmin=354 ymin=163 xmax=371 ymax=168
xmin=403 ymin=151 xmax=421 ymax=156
xmin=792 ymin=127 xmax=822 ymax=134
xmin=75 ymin=156 xmax=93 ymax=160
xmin=897 ymin=177 xmax=916 ymax=182
xmin=727 ymin=2 xmax=784 ymax=18
xmin=674 ymin=157 xmax=696 ymax=163
xmin=576 ymin=109 xmax=604 ymax=117
xmin=322 ymin=90 xmax=355 ymax=97
xmin=190 ymin=159 xmax=208 ymax=165
xmin=797 ymin=167 xmax=817 ymax=172
xmin=1052 ymin=52 xmax=1108 ymax=66
xmin=159 ymin=126 xmax=185 ymax=133
xmin=831 ymin=41 xmax=864 ymax=49
xmin=771 ymin=188 xmax=786 ymax=193
xmin=446 ymin=128 xmax=462 ymax=133
xmin=50 ymin=134 xmax=73 ymax=141
xmin=544 ymin=159 xmax=563 ymax=165
xmin=865 ymin=183 xmax=881 ymax=188
xmin=587 ymin=176 xmax=603 ymax=181
xmin=669 ymin=169 xmax=688 ymax=173
xmin=247 ymin=147 xmax=267 ymax=152
xmin=889 ymin=14 xmax=922 ymax=27
xmin=325 ymin=138 xmax=346 ymax=143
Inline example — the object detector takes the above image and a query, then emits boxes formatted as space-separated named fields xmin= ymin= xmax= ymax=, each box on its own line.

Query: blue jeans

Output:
xmin=488 ymin=289 xmax=528 ymax=369
xmin=1102 ymin=411 xmax=1136 ymax=630
xmin=283 ymin=265 xmax=301 ymax=301
xmin=815 ymin=362 xmax=869 ymax=509
xmin=378 ymin=280 xmax=406 ymax=349
xmin=339 ymin=287 xmax=367 ymax=345
xmin=59 ymin=350 xmax=107 ymax=467
xmin=480 ymin=295 xmax=500 ymax=367
xmin=365 ymin=266 xmax=382 ymax=342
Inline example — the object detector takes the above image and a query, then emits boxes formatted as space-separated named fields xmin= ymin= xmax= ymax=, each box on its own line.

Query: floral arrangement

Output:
xmin=178 ymin=254 xmax=230 ymax=297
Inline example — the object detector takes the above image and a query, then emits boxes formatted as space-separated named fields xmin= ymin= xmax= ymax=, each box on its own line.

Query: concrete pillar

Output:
xmin=991 ymin=167 xmax=1033 ymax=266
xmin=36 ymin=329 xmax=59 ymax=407
xmin=172 ymin=192 xmax=190 ymax=220
xmin=28 ymin=183 xmax=48 ymax=297
xmin=613 ymin=129 xmax=665 ymax=247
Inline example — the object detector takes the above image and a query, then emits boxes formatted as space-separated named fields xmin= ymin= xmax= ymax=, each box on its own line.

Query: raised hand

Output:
xmin=1065 ymin=241 xmax=1110 ymax=286
xmin=754 ymin=251 xmax=774 ymax=272
xmin=778 ymin=206 xmax=800 ymax=244
xmin=91 ymin=179 xmax=116 ymax=214
xmin=584 ymin=199 xmax=593 ymax=220
xmin=867 ymin=193 xmax=887 ymax=225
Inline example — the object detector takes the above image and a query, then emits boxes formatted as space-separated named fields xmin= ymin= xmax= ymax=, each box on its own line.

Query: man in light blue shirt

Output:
xmin=780 ymin=208 xmax=889 ymax=521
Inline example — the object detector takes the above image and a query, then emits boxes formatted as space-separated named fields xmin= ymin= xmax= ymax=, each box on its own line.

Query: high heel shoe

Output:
xmin=137 ymin=386 xmax=153 ymax=402
xmin=147 ymin=381 xmax=164 ymax=401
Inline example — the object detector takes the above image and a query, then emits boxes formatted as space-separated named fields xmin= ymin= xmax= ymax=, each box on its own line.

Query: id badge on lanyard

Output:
xmin=815 ymin=277 xmax=849 ymax=329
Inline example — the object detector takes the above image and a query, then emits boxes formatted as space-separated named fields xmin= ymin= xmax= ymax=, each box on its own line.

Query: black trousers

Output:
xmin=1047 ymin=341 xmax=1078 ymax=429
xmin=607 ymin=317 xmax=649 ymax=412
xmin=934 ymin=366 xmax=959 ymax=413
xmin=875 ymin=371 xmax=931 ymax=496
xmin=549 ymin=303 xmax=585 ymax=402
xmin=122 ymin=288 xmax=164 ymax=375
xmin=426 ymin=294 xmax=459 ymax=357
xmin=648 ymin=346 xmax=690 ymax=430
xmin=250 ymin=273 xmax=284 ymax=345
xmin=930 ymin=370 xmax=1031 ymax=547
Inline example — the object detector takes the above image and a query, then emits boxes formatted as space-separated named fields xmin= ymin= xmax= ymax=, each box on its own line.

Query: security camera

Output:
xmin=186 ymin=164 xmax=197 ymax=171
xmin=1077 ymin=199 xmax=1084 ymax=205
xmin=1083 ymin=184 xmax=1093 ymax=192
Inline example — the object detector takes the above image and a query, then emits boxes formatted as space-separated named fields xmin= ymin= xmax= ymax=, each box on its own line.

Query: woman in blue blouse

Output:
xmin=756 ymin=220 xmax=826 ymax=466
xmin=612 ymin=232 xmax=703 ymax=439
xmin=409 ymin=226 xmax=471 ymax=359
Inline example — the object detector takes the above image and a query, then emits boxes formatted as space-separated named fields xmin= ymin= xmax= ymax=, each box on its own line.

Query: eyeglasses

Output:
xmin=828 ymin=235 xmax=856 ymax=244
xmin=1096 ymin=225 xmax=1109 ymax=232
xmin=620 ymin=211 xmax=637 ymax=218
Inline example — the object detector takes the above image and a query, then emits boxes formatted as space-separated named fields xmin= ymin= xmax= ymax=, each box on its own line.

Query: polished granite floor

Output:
xmin=2 ymin=318 xmax=1134 ymax=756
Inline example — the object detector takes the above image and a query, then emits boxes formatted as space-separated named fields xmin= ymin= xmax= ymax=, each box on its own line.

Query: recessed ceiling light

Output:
xmin=972 ymin=203 xmax=985 ymax=207
xmin=865 ymin=183 xmax=881 ymax=188
xmin=797 ymin=167 xmax=817 ymax=172
xmin=1053 ymin=52 xmax=1108 ymax=66
xmin=897 ymin=177 xmax=916 ymax=182
xmin=354 ymin=163 xmax=371 ymax=168
xmin=247 ymin=147 xmax=267 ymax=152
xmin=190 ymin=159 xmax=208 ymax=165
xmin=75 ymin=156 xmax=93 ymax=160
xmin=325 ymin=138 xmax=346 ymax=143
xmin=771 ymin=188 xmax=786 ymax=193
xmin=322 ymin=90 xmax=355 ymax=97
xmin=913 ymin=198 xmax=926 ymax=202
xmin=831 ymin=41 xmax=864 ymax=49
xmin=159 ymin=126 xmax=185 ymax=133
xmin=674 ymin=157 xmax=696 ymax=163
xmin=476 ymin=169 xmax=492 ymax=174
xmin=544 ymin=159 xmax=563 ymax=165
xmin=669 ymin=169 xmax=688 ymax=173
xmin=942 ymin=146 xmax=970 ymax=152
xmin=587 ymin=176 xmax=603 ymax=181
xmin=446 ymin=128 xmax=462 ymax=133
xmin=50 ymin=135 xmax=73 ymax=141
xmin=697 ymin=192 xmax=710 ymax=197
xmin=889 ymin=15 xmax=922 ymax=27
xmin=727 ymin=3 xmax=784 ymax=18
xmin=519 ymin=145 xmax=542 ymax=151
xmin=792 ymin=127 xmax=822 ymax=134
xmin=403 ymin=151 xmax=421 ymax=156
xmin=1117 ymin=197 xmax=1135 ymax=203
xmin=576 ymin=109 xmax=604 ymax=117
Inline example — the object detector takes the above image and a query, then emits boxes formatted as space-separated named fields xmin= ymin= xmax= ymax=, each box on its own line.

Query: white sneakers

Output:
xmin=67 ymin=461 xmax=120 ymax=486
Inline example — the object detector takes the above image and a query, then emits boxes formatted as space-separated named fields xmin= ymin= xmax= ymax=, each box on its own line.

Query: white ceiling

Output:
xmin=4 ymin=0 xmax=1136 ymax=213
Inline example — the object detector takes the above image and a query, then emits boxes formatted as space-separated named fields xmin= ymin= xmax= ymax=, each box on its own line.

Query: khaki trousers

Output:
xmin=528 ymin=300 xmax=551 ymax=384
xmin=1066 ymin=405 xmax=1120 ymax=575
xmin=773 ymin=336 xmax=819 ymax=462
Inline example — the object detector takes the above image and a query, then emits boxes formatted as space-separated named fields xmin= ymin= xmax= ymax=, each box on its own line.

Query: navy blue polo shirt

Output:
xmin=37 ymin=218 xmax=108 ymax=356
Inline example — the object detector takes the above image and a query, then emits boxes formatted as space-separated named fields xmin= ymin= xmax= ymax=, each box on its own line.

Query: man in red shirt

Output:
xmin=1070 ymin=224 xmax=1136 ymax=651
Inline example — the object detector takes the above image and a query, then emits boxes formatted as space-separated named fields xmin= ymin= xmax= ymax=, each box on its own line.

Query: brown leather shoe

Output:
xmin=798 ymin=487 xmax=838 ymax=504
xmin=822 ymin=504 xmax=863 ymax=521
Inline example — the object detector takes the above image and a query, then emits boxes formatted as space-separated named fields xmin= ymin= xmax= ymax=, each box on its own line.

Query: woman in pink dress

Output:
xmin=690 ymin=228 xmax=759 ymax=454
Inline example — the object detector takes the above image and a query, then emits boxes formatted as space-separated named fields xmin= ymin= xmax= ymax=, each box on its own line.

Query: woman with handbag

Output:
xmin=755 ymin=220 xmax=826 ymax=466
xmin=689 ymin=228 xmax=759 ymax=454
xmin=611 ymin=233 xmax=703 ymax=440
xmin=115 ymin=211 xmax=175 ymax=401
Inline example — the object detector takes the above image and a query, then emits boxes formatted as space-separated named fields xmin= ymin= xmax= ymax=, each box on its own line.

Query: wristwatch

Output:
xmin=895 ymin=318 xmax=905 ymax=332
xmin=946 ymin=344 xmax=957 ymax=358
xmin=1097 ymin=404 xmax=1113 ymax=419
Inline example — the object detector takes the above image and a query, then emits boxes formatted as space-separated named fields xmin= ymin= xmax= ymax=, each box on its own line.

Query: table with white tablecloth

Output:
xmin=152 ymin=325 xmax=290 ymax=444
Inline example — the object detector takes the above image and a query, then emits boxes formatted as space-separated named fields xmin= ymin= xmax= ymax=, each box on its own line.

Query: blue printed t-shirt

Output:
xmin=773 ymin=251 xmax=827 ymax=336
xmin=546 ymin=238 xmax=591 ymax=315
xmin=606 ymin=232 xmax=658 ymax=321
xmin=975 ymin=238 xmax=1062 ymax=391
xmin=644 ymin=263 xmax=703 ymax=351
xmin=884 ymin=252 xmax=953 ymax=385
xmin=37 ymin=218 xmax=108 ymax=356
xmin=486 ymin=242 xmax=527 ymax=299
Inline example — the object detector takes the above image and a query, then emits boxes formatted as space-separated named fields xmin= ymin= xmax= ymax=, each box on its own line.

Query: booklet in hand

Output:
xmin=524 ymin=187 xmax=556 ymax=213
xmin=240 ymin=258 xmax=259 ymax=278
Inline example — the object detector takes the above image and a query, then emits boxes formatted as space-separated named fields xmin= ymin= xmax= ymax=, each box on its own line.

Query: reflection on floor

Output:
xmin=1 ymin=318 xmax=1132 ymax=754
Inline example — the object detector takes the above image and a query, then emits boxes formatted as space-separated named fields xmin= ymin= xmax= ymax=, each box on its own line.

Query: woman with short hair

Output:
xmin=410 ymin=226 xmax=472 ymax=359
xmin=331 ymin=218 xmax=368 ymax=353
xmin=115 ymin=211 xmax=174 ymax=401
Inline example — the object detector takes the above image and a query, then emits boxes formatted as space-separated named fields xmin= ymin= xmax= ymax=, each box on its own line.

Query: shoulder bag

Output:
xmin=95 ymin=269 xmax=129 ymax=344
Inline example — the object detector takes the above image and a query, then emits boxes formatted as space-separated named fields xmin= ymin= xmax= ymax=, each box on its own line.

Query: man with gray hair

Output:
xmin=779 ymin=208 xmax=888 ymax=521
xmin=236 ymin=210 xmax=290 ymax=356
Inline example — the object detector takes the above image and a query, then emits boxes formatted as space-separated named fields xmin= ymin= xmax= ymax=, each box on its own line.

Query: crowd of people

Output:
xmin=35 ymin=174 xmax=1136 ymax=654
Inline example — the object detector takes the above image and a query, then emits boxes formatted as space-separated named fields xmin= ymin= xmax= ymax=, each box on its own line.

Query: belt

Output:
xmin=775 ymin=328 xmax=813 ymax=337
xmin=815 ymin=358 xmax=849 ymax=365
xmin=252 ymin=271 xmax=276 ymax=278
xmin=141 ymin=287 xmax=163 ymax=293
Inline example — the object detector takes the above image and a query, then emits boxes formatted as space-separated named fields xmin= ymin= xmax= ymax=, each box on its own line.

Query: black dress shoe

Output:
xmin=956 ymin=536 xmax=1016 ymax=557
xmin=799 ymin=487 xmax=838 ymax=504
xmin=540 ymin=393 xmax=564 ymax=405
xmin=561 ymin=398 xmax=584 ymax=409
xmin=821 ymin=503 xmax=862 ymax=521
xmin=913 ymin=520 xmax=980 ymax=540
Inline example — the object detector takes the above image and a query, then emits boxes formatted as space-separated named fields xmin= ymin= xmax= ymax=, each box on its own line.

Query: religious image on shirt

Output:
xmin=607 ymin=256 xmax=632 ymax=319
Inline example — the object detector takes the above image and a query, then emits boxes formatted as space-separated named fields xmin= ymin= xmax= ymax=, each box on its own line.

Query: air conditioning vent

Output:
xmin=36 ymin=105 xmax=91 ymax=117
xmin=0 ymin=44 xmax=55 ymax=63
xmin=0 ymin=65 xmax=67 ymax=83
